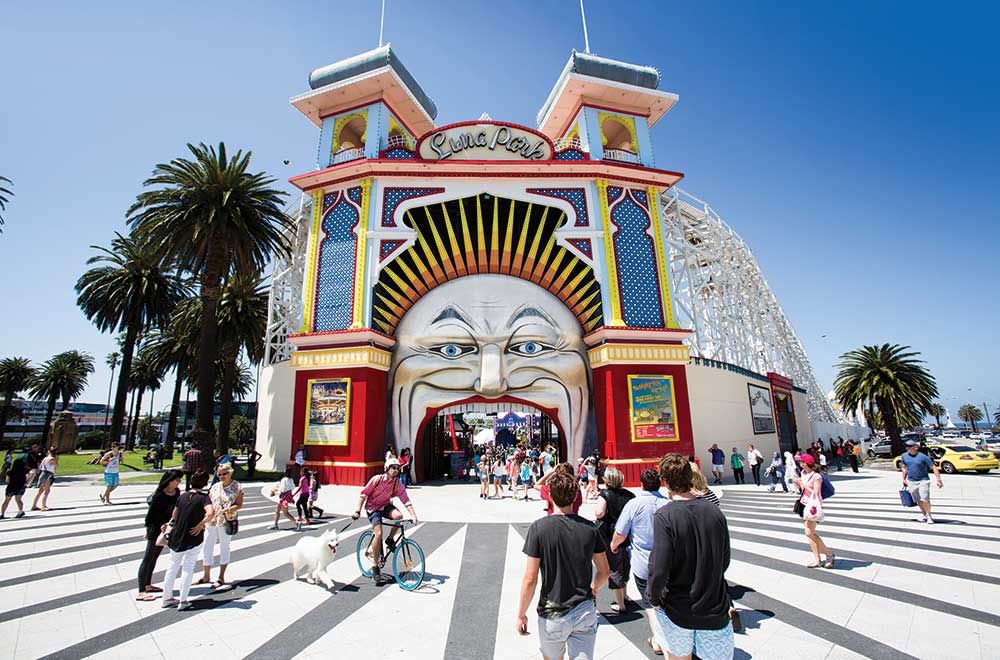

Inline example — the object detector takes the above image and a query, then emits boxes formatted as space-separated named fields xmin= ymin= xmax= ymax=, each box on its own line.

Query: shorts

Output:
xmin=906 ymin=479 xmax=931 ymax=502
xmin=36 ymin=472 xmax=54 ymax=487
xmin=367 ymin=503 xmax=397 ymax=526
xmin=712 ymin=463 xmax=724 ymax=471
xmin=104 ymin=472 xmax=120 ymax=487
xmin=479 ymin=471 xmax=488 ymax=483
xmin=538 ymin=599 xmax=599 ymax=660
xmin=5 ymin=485 xmax=26 ymax=498
xmin=633 ymin=575 xmax=650 ymax=606
xmin=654 ymin=609 xmax=734 ymax=660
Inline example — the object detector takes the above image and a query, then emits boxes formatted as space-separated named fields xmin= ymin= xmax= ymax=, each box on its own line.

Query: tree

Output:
xmin=101 ymin=352 xmax=120 ymax=447
xmin=126 ymin=348 xmax=164 ymax=450
xmin=926 ymin=402 xmax=945 ymax=430
xmin=834 ymin=344 xmax=938 ymax=457
xmin=29 ymin=351 xmax=95 ymax=443
xmin=230 ymin=414 xmax=255 ymax=447
xmin=128 ymin=143 xmax=290 ymax=465
xmin=0 ymin=357 xmax=34 ymax=442
xmin=76 ymin=233 xmax=184 ymax=450
xmin=957 ymin=404 xmax=983 ymax=433
xmin=141 ymin=322 xmax=195 ymax=457
xmin=0 ymin=175 xmax=11 ymax=232
xmin=136 ymin=417 xmax=159 ymax=447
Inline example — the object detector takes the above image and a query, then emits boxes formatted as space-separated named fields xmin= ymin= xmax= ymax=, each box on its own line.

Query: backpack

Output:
xmin=820 ymin=474 xmax=835 ymax=500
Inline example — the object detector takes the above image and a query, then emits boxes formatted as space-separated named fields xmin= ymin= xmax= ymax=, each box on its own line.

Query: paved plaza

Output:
xmin=0 ymin=468 xmax=998 ymax=659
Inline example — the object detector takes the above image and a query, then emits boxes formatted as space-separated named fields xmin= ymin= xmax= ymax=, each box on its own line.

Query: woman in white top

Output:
xmin=31 ymin=448 xmax=59 ymax=511
xmin=198 ymin=463 xmax=243 ymax=588
xmin=270 ymin=466 xmax=298 ymax=530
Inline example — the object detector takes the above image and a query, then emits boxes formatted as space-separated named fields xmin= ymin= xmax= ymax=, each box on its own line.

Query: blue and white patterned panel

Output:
xmin=381 ymin=187 xmax=445 ymax=227
xmin=554 ymin=149 xmax=586 ymax=161
xmin=610 ymin=189 xmax=664 ymax=328
xmin=567 ymin=238 xmax=593 ymax=259
xmin=383 ymin=148 xmax=415 ymax=159
xmin=314 ymin=190 xmax=360 ymax=331
xmin=379 ymin=239 xmax=406 ymax=262
xmin=525 ymin=187 xmax=589 ymax=227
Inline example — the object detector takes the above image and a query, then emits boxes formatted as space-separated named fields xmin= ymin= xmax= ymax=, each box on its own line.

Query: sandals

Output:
xmin=192 ymin=578 xmax=211 ymax=586
xmin=823 ymin=554 xmax=836 ymax=569
xmin=211 ymin=581 xmax=228 ymax=590
xmin=136 ymin=593 xmax=157 ymax=601
xmin=805 ymin=561 xmax=821 ymax=568
xmin=646 ymin=637 xmax=663 ymax=655
xmin=610 ymin=602 xmax=624 ymax=613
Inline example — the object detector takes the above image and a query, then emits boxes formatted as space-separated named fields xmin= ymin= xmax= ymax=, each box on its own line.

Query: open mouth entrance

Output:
xmin=414 ymin=398 xmax=566 ymax=483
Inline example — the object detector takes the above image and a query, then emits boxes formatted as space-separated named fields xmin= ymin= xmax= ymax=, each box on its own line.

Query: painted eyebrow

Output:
xmin=431 ymin=305 xmax=474 ymax=326
xmin=507 ymin=306 xmax=556 ymax=326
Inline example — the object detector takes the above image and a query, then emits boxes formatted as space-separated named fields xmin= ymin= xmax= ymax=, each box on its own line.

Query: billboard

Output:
xmin=304 ymin=378 xmax=351 ymax=445
xmin=627 ymin=375 xmax=679 ymax=442
xmin=748 ymin=383 xmax=776 ymax=434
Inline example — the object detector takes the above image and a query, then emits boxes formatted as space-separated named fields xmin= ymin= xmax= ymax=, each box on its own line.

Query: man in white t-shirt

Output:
xmin=746 ymin=444 xmax=764 ymax=486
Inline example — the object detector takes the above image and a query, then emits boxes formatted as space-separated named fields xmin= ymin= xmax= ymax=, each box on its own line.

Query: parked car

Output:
xmin=893 ymin=444 xmax=999 ymax=474
xmin=867 ymin=439 xmax=895 ymax=459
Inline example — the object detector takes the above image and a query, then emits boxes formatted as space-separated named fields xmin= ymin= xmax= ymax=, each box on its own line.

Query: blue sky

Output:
xmin=1 ymin=1 xmax=997 ymax=420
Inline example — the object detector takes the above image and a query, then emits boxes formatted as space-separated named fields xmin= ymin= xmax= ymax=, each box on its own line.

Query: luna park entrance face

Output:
xmin=416 ymin=403 xmax=565 ymax=482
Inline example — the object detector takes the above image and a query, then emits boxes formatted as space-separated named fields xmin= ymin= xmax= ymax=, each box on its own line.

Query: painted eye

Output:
xmin=429 ymin=343 xmax=476 ymax=359
xmin=509 ymin=341 xmax=553 ymax=357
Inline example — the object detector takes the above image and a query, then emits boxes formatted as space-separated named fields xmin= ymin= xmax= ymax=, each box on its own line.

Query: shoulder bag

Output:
xmin=155 ymin=522 xmax=173 ymax=547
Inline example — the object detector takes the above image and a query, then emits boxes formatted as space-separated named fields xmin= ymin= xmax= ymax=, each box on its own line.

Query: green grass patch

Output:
xmin=53 ymin=451 xmax=182 ymax=476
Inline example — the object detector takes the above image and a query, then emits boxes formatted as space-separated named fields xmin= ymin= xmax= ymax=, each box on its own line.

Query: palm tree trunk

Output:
xmin=164 ymin=360 xmax=185 ymax=458
xmin=42 ymin=394 xmax=57 ymax=444
xmin=879 ymin=396 xmax=903 ymax=457
xmin=933 ymin=414 xmax=941 ymax=429
xmin=0 ymin=392 xmax=12 ymax=442
xmin=193 ymin=244 xmax=226 ymax=470
xmin=103 ymin=364 xmax=115 ymax=446
xmin=128 ymin=388 xmax=145 ymax=451
xmin=109 ymin=317 xmax=140 ymax=449
xmin=216 ymin=357 xmax=237 ymax=456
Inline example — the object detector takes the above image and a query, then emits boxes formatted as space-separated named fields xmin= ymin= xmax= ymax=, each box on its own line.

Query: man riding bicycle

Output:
xmin=352 ymin=458 xmax=418 ymax=585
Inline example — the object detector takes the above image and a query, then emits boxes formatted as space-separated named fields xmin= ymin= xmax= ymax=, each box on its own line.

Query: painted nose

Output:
xmin=476 ymin=344 xmax=507 ymax=397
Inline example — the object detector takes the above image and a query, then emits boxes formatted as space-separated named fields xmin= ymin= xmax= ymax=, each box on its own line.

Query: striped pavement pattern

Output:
xmin=0 ymin=480 xmax=998 ymax=659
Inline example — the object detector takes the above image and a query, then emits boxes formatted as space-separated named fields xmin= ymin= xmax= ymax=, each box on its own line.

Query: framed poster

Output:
xmin=304 ymin=378 xmax=351 ymax=445
xmin=627 ymin=375 xmax=679 ymax=442
xmin=748 ymin=383 xmax=776 ymax=434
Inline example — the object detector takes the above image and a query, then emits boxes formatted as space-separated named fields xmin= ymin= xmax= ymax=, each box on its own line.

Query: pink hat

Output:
xmin=797 ymin=453 xmax=815 ymax=465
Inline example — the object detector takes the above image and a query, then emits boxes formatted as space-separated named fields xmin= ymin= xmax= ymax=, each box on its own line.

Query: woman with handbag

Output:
xmin=794 ymin=454 xmax=834 ymax=569
xmin=136 ymin=469 xmax=183 ymax=601
xmin=197 ymin=462 xmax=243 ymax=589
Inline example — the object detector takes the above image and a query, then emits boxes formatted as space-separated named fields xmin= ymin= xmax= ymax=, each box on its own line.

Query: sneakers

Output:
xmin=177 ymin=601 xmax=193 ymax=611
xmin=15 ymin=511 xmax=25 ymax=519
xmin=268 ymin=524 xmax=279 ymax=530
xmin=385 ymin=537 xmax=397 ymax=554
xmin=374 ymin=573 xmax=392 ymax=586
xmin=161 ymin=597 xmax=179 ymax=609
xmin=925 ymin=516 xmax=935 ymax=524
xmin=917 ymin=515 xmax=927 ymax=523
xmin=295 ymin=521 xmax=303 ymax=532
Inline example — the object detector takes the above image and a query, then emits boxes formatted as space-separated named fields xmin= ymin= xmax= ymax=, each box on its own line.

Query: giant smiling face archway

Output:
xmin=389 ymin=274 xmax=590 ymax=465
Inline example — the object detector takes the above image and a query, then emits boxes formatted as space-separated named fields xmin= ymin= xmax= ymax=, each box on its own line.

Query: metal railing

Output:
xmin=603 ymin=148 xmax=639 ymax=164
xmin=332 ymin=147 xmax=365 ymax=165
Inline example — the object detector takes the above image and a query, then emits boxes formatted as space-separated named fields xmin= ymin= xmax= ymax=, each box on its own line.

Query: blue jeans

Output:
xmin=769 ymin=470 xmax=788 ymax=492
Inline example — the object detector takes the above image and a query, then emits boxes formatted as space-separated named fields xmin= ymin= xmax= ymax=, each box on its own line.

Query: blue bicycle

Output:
xmin=355 ymin=519 xmax=425 ymax=591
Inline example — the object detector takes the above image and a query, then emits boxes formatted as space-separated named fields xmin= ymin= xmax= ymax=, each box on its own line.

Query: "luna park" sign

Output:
xmin=417 ymin=121 xmax=553 ymax=161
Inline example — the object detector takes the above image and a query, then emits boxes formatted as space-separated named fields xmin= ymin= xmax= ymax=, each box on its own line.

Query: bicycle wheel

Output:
xmin=356 ymin=530 xmax=376 ymax=578
xmin=393 ymin=538 xmax=425 ymax=591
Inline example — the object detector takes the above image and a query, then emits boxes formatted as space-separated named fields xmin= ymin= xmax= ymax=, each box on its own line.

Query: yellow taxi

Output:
xmin=894 ymin=444 xmax=999 ymax=474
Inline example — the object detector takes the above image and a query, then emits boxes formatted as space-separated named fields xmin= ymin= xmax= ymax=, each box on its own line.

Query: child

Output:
xmin=293 ymin=468 xmax=312 ymax=530
xmin=492 ymin=459 xmax=505 ymax=499
xmin=518 ymin=460 xmax=533 ymax=501
xmin=270 ymin=467 xmax=298 ymax=530
xmin=308 ymin=471 xmax=324 ymax=519
xmin=478 ymin=456 xmax=489 ymax=499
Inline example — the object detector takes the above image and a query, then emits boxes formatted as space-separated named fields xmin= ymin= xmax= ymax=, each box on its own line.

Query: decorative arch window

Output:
xmin=331 ymin=112 xmax=368 ymax=164
xmin=598 ymin=112 xmax=639 ymax=163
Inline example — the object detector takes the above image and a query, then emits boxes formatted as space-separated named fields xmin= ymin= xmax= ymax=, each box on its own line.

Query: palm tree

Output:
xmin=101 ymin=352 xmax=120 ymax=447
xmin=0 ymin=357 xmax=34 ymax=441
xmin=957 ymin=404 xmax=983 ymax=433
xmin=76 ymin=233 xmax=184 ymax=451
xmin=127 ymin=143 xmax=290 ymax=462
xmin=126 ymin=348 xmax=164 ymax=450
xmin=29 ymin=351 xmax=95 ymax=443
xmin=229 ymin=414 xmax=255 ymax=448
xmin=0 ymin=175 xmax=12 ymax=232
xmin=834 ymin=344 xmax=938 ymax=456
xmin=926 ymin=402 xmax=945 ymax=430
xmin=141 ymin=320 xmax=197 ymax=457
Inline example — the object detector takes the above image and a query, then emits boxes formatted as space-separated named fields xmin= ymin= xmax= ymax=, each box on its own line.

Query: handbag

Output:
xmin=899 ymin=488 xmax=916 ymax=508
xmin=225 ymin=517 xmax=239 ymax=535
xmin=802 ymin=494 xmax=824 ymax=521
xmin=155 ymin=522 xmax=173 ymax=547
xmin=793 ymin=499 xmax=805 ymax=517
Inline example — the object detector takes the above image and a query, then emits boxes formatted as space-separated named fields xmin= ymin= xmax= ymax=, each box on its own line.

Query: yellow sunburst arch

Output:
xmin=372 ymin=194 xmax=604 ymax=335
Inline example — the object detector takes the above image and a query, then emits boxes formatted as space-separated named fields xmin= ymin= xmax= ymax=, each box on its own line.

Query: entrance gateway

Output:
xmin=257 ymin=46 xmax=805 ymax=486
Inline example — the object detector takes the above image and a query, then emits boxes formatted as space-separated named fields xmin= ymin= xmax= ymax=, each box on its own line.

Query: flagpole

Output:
xmin=579 ymin=0 xmax=591 ymax=54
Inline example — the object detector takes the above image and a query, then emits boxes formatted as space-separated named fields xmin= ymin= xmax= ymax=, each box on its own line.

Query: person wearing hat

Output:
xmin=900 ymin=439 xmax=942 ymax=524
xmin=352 ymin=458 xmax=418 ymax=585
xmin=794 ymin=453 xmax=834 ymax=568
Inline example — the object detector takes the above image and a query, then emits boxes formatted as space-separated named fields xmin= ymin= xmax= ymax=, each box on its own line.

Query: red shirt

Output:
xmin=539 ymin=484 xmax=583 ymax=516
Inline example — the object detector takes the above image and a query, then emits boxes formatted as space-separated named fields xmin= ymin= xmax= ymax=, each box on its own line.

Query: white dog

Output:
xmin=290 ymin=528 xmax=339 ymax=591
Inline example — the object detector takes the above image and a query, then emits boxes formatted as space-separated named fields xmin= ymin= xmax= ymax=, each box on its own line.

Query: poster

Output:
xmin=304 ymin=378 xmax=351 ymax=445
xmin=748 ymin=383 xmax=776 ymax=434
xmin=627 ymin=375 xmax=679 ymax=442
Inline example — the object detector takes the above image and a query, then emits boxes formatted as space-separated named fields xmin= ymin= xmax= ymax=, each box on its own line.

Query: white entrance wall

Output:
xmin=686 ymin=363 xmax=784 ymax=468
xmin=255 ymin=361 xmax=295 ymax=472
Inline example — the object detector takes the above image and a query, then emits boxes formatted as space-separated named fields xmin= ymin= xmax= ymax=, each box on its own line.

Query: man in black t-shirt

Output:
xmin=517 ymin=471 xmax=609 ymax=660
xmin=647 ymin=453 xmax=733 ymax=660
